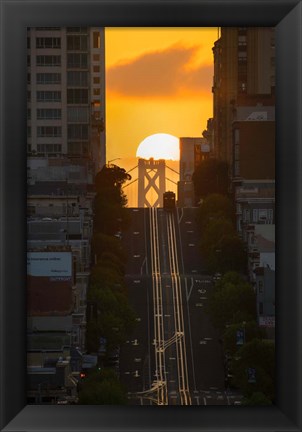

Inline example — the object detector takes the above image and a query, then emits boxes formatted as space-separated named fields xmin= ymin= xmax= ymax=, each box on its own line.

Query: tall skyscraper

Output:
xmin=212 ymin=27 xmax=275 ymax=166
xmin=27 ymin=27 xmax=106 ymax=175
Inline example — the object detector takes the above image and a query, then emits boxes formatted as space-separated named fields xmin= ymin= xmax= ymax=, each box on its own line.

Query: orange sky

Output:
xmin=105 ymin=27 xmax=218 ymax=163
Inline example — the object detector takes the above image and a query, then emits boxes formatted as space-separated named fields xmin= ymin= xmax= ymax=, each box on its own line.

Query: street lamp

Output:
xmin=107 ymin=158 xmax=121 ymax=167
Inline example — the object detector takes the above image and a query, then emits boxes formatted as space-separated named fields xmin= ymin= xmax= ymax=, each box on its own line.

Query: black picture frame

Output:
xmin=1 ymin=0 xmax=301 ymax=430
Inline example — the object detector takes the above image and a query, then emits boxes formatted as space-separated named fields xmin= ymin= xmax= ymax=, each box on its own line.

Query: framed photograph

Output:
xmin=1 ymin=0 xmax=301 ymax=431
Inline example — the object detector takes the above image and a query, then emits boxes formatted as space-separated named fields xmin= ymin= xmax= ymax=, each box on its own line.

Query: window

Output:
xmin=37 ymin=91 xmax=61 ymax=102
xmin=27 ymin=126 xmax=31 ymax=137
xmin=93 ymin=54 xmax=100 ymax=61
xmin=252 ymin=209 xmax=258 ymax=222
xmin=67 ymin=107 xmax=89 ymax=122
xmin=37 ymin=144 xmax=62 ymax=153
xmin=67 ymin=71 xmax=88 ymax=87
xmin=239 ymin=82 xmax=247 ymax=93
xmin=67 ymin=27 xmax=88 ymax=33
xmin=238 ymin=35 xmax=247 ymax=46
xmin=243 ymin=209 xmax=250 ymax=223
xmin=258 ymin=280 xmax=263 ymax=294
xmin=93 ymin=32 xmax=101 ymax=49
xmin=36 ymin=37 xmax=61 ymax=49
xmin=37 ymin=109 xmax=61 ymax=120
xmin=93 ymin=65 xmax=100 ymax=73
xmin=37 ymin=126 xmax=62 ymax=137
xmin=27 ymin=55 xmax=31 ymax=67
xmin=259 ymin=302 xmax=263 ymax=315
xmin=36 ymin=73 xmax=61 ymax=84
xmin=93 ymin=88 xmax=100 ymax=96
xmin=35 ymin=27 xmax=60 ymax=31
xmin=93 ymin=76 xmax=100 ymax=84
xmin=234 ymin=129 xmax=240 ymax=145
xmin=67 ymin=89 xmax=88 ymax=104
xmin=68 ymin=124 xmax=88 ymax=140
xmin=234 ymin=160 xmax=240 ymax=177
xmin=36 ymin=55 xmax=61 ymax=66
xmin=238 ymin=51 xmax=247 ymax=63
xmin=27 ymin=37 xmax=31 ymax=49
xmin=234 ymin=144 xmax=239 ymax=161
xmin=67 ymin=53 xmax=88 ymax=69
xmin=258 ymin=209 xmax=268 ymax=223
xmin=268 ymin=209 xmax=274 ymax=223
xmin=67 ymin=35 xmax=88 ymax=51
xmin=68 ymin=142 xmax=88 ymax=154
xmin=27 ymin=91 xmax=31 ymax=102
xmin=27 ymin=73 xmax=31 ymax=84
xmin=27 ymin=109 xmax=31 ymax=120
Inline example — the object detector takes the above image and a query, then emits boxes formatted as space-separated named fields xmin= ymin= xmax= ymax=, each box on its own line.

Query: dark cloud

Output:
xmin=107 ymin=45 xmax=213 ymax=98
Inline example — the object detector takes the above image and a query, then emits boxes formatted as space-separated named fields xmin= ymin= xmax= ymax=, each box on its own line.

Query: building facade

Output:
xmin=27 ymin=27 xmax=106 ymax=174
xmin=212 ymin=27 xmax=275 ymax=168
xmin=178 ymin=137 xmax=209 ymax=207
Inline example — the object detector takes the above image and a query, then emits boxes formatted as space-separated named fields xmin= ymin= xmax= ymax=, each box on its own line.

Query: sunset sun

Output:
xmin=136 ymin=133 xmax=180 ymax=161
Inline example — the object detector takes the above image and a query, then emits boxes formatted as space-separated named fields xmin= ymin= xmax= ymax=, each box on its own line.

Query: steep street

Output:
xmin=119 ymin=207 xmax=241 ymax=405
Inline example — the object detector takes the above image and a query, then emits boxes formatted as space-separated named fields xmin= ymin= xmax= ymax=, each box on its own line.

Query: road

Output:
xmin=119 ymin=207 xmax=242 ymax=406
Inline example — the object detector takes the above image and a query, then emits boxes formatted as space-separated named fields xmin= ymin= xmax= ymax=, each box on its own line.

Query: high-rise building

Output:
xmin=27 ymin=27 xmax=106 ymax=175
xmin=212 ymin=27 xmax=275 ymax=167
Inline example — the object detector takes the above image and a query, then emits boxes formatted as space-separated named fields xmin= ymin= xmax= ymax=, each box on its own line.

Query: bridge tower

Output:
xmin=138 ymin=158 xmax=166 ymax=207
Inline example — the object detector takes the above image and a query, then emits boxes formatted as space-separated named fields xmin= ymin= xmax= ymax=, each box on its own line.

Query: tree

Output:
xmin=192 ymin=158 xmax=229 ymax=200
xmin=230 ymin=339 xmax=275 ymax=400
xmin=94 ymin=165 xmax=132 ymax=234
xmin=196 ymin=194 xmax=234 ymax=232
xmin=207 ymin=272 xmax=256 ymax=331
xmin=90 ymin=265 xmax=126 ymax=293
xmin=79 ymin=369 xmax=127 ymax=404
xmin=206 ymin=235 xmax=247 ymax=274
xmin=92 ymin=233 xmax=127 ymax=264
xmin=242 ymin=392 xmax=273 ymax=406
xmin=98 ymin=252 xmax=126 ymax=277
xmin=223 ymin=321 xmax=266 ymax=356
xmin=95 ymin=165 xmax=131 ymax=192
xmin=200 ymin=217 xmax=235 ymax=257
xmin=87 ymin=286 xmax=136 ymax=351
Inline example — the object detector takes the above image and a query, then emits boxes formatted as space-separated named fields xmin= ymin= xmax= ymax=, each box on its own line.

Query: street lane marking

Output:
xmin=140 ymin=257 xmax=146 ymax=274
xmin=186 ymin=277 xmax=194 ymax=301
xmin=134 ymin=280 xmax=141 ymax=283
xmin=188 ymin=243 xmax=195 ymax=247
xmin=133 ymin=231 xmax=140 ymax=235
xmin=177 ymin=207 xmax=184 ymax=223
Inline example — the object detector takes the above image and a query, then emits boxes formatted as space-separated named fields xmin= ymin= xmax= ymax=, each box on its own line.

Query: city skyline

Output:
xmin=25 ymin=26 xmax=275 ymax=406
